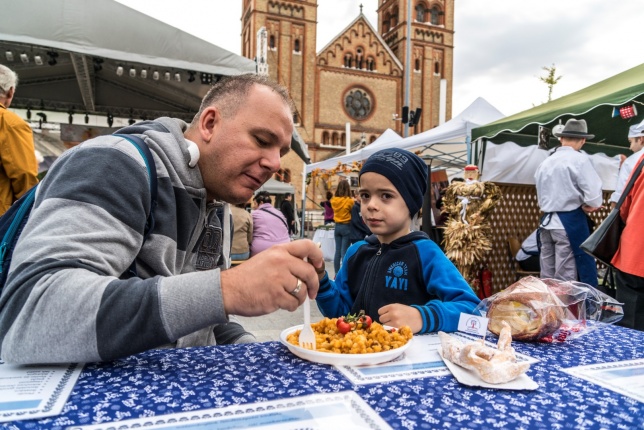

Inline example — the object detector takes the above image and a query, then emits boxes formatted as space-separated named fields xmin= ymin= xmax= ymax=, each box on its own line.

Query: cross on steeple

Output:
xmin=360 ymin=3 xmax=363 ymax=14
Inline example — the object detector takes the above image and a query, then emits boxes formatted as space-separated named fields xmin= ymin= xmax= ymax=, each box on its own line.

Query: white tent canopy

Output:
xmin=300 ymin=98 xmax=503 ymax=235
xmin=480 ymin=141 xmax=621 ymax=190
xmin=305 ymin=97 xmax=504 ymax=176
xmin=365 ymin=97 xmax=504 ymax=175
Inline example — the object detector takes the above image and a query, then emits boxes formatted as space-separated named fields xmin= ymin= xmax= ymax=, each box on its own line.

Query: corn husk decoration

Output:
xmin=441 ymin=180 xmax=502 ymax=289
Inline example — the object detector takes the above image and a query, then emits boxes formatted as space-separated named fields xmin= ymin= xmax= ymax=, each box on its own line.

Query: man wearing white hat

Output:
xmin=534 ymin=118 xmax=603 ymax=287
xmin=609 ymin=119 xmax=644 ymax=207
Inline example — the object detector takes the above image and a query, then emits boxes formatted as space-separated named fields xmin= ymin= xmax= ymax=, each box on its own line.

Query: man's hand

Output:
xmin=220 ymin=240 xmax=324 ymax=316
xmin=378 ymin=304 xmax=423 ymax=333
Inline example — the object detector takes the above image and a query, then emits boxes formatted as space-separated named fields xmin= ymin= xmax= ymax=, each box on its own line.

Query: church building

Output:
xmin=240 ymin=0 xmax=455 ymax=208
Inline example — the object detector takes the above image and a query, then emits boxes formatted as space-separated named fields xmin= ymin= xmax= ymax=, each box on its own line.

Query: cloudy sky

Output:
xmin=116 ymin=0 xmax=643 ymax=118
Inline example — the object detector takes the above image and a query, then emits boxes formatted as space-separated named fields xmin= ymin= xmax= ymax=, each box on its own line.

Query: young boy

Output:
xmin=315 ymin=148 xmax=480 ymax=333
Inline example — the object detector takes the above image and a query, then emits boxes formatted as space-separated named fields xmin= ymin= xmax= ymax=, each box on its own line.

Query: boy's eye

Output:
xmin=381 ymin=192 xmax=393 ymax=200
xmin=359 ymin=192 xmax=369 ymax=200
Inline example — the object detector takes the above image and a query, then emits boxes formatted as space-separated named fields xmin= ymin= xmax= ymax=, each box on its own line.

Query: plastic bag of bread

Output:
xmin=473 ymin=276 xmax=623 ymax=342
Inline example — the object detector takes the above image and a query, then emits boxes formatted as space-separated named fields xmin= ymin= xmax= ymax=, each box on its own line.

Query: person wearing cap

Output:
xmin=315 ymin=148 xmax=480 ymax=334
xmin=535 ymin=118 xmax=603 ymax=287
xmin=609 ymin=119 xmax=644 ymax=208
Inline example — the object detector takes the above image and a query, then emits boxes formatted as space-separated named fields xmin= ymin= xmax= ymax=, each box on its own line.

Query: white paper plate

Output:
xmin=279 ymin=324 xmax=413 ymax=366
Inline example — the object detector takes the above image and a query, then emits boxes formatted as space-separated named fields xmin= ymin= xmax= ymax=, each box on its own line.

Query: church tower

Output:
xmin=241 ymin=0 xmax=317 ymax=136
xmin=377 ymin=0 xmax=454 ymax=130
xmin=238 ymin=1 xmax=456 ymax=213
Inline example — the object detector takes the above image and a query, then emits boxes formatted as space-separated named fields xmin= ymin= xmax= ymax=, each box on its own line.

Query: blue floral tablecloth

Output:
xmin=6 ymin=323 xmax=644 ymax=430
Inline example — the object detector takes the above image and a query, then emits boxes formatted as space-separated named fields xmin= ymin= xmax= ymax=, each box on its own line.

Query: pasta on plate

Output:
xmin=286 ymin=317 xmax=413 ymax=354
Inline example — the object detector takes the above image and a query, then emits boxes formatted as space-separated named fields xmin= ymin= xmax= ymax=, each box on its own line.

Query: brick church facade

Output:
xmin=240 ymin=0 xmax=454 ymax=208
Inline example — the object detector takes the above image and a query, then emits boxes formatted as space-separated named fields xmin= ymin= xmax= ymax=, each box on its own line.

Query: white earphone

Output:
xmin=185 ymin=139 xmax=200 ymax=168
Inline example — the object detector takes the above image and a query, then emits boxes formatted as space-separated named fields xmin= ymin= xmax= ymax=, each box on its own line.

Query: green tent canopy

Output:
xmin=472 ymin=63 xmax=644 ymax=157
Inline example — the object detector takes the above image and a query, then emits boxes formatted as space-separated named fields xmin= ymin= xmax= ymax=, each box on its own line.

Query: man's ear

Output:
xmin=5 ymin=87 xmax=15 ymax=107
xmin=198 ymin=106 xmax=220 ymax=143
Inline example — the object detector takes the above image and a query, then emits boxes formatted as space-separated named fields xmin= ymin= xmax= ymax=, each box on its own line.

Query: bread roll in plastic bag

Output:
xmin=474 ymin=276 xmax=623 ymax=342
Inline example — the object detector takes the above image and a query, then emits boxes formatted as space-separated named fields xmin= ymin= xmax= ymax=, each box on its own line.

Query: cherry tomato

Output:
xmin=336 ymin=317 xmax=352 ymax=334
xmin=359 ymin=314 xmax=372 ymax=330
xmin=337 ymin=310 xmax=373 ymax=333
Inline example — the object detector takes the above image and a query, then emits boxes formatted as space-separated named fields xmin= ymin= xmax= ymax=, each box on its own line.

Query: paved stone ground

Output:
xmin=236 ymin=260 xmax=333 ymax=342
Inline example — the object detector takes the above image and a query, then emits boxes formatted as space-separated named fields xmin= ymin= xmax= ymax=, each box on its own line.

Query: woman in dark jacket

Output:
xmin=349 ymin=197 xmax=371 ymax=245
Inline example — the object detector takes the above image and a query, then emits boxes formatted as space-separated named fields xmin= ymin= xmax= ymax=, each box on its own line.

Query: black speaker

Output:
xmin=401 ymin=106 xmax=409 ymax=124
xmin=412 ymin=108 xmax=422 ymax=126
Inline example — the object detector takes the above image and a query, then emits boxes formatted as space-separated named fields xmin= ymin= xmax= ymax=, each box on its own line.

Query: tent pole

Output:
xmin=421 ymin=159 xmax=434 ymax=240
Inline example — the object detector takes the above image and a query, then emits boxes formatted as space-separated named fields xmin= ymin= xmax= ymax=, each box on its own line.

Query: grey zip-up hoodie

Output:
xmin=0 ymin=118 xmax=232 ymax=364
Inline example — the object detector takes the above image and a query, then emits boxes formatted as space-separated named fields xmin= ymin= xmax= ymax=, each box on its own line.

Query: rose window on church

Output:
xmin=344 ymin=88 xmax=373 ymax=120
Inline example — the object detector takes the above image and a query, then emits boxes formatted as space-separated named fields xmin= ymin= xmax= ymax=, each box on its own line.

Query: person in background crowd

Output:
xmin=331 ymin=179 xmax=354 ymax=275
xmin=280 ymin=193 xmax=296 ymax=236
xmin=611 ymin=149 xmax=644 ymax=331
xmin=610 ymin=120 xmax=644 ymax=208
xmin=251 ymin=191 xmax=290 ymax=257
xmin=535 ymin=118 xmax=603 ymax=287
xmin=316 ymin=148 xmax=480 ymax=333
xmin=230 ymin=203 xmax=253 ymax=261
xmin=515 ymin=229 xmax=540 ymax=272
xmin=321 ymin=191 xmax=334 ymax=224
xmin=349 ymin=194 xmax=371 ymax=245
xmin=0 ymin=74 xmax=324 ymax=365
xmin=0 ymin=64 xmax=38 ymax=215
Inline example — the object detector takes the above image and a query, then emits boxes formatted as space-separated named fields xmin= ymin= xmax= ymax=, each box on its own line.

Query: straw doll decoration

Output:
xmin=441 ymin=165 xmax=502 ymax=290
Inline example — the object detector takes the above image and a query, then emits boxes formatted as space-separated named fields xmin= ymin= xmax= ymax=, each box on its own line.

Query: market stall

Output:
xmin=468 ymin=63 xmax=644 ymax=291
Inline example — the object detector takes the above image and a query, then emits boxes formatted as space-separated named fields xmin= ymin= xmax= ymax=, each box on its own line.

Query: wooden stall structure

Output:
xmin=481 ymin=183 xmax=612 ymax=294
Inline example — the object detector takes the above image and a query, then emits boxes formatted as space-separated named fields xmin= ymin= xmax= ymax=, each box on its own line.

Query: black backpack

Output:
xmin=0 ymin=133 xmax=157 ymax=292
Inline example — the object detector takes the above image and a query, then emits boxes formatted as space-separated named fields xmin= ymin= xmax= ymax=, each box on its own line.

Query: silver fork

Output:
xmin=298 ymin=256 xmax=316 ymax=350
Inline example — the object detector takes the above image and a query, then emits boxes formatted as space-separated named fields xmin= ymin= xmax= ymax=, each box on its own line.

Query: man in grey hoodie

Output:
xmin=0 ymin=74 xmax=324 ymax=364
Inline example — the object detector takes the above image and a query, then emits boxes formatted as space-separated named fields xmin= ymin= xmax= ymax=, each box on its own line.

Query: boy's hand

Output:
xmin=378 ymin=304 xmax=423 ymax=333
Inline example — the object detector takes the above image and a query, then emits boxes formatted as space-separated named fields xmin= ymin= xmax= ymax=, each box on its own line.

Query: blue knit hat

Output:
xmin=359 ymin=148 xmax=428 ymax=217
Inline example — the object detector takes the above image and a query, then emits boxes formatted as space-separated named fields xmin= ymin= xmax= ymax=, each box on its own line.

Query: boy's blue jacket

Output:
xmin=316 ymin=231 xmax=480 ymax=333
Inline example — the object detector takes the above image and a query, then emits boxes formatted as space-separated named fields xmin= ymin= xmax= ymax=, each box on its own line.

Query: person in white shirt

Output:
xmin=534 ymin=119 xmax=603 ymax=286
xmin=609 ymin=120 xmax=644 ymax=208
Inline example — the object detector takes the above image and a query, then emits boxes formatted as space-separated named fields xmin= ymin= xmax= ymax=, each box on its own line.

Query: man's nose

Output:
xmin=260 ymin=149 xmax=282 ymax=172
